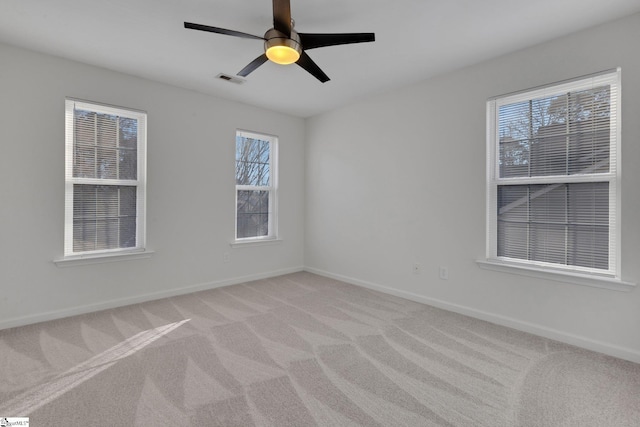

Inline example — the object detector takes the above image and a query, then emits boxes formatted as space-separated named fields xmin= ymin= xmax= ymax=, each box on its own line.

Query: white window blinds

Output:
xmin=64 ymin=100 xmax=147 ymax=257
xmin=486 ymin=69 xmax=620 ymax=276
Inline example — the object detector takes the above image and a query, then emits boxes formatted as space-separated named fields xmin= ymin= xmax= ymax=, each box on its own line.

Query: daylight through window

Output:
xmin=235 ymin=130 xmax=278 ymax=240
xmin=486 ymin=69 xmax=620 ymax=277
xmin=64 ymin=99 xmax=147 ymax=257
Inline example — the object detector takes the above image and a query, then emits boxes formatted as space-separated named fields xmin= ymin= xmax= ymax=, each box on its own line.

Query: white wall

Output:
xmin=305 ymin=13 xmax=640 ymax=362
xmin=0 ymin=42 xmax=305 ymax=328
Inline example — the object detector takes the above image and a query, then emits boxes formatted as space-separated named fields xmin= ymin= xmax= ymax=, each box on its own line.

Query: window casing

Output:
xmin=235 ymin=130 xmax=278 ymax=241
xmin=64 ymin=99 xmax=147 ymax=258
xmin=486 ymin=69 xmax=620 ymax=278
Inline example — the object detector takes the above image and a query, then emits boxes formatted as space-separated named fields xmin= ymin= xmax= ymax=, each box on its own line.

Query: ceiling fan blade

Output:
xmin=298 ymin=33 xmax=375 ymax=50
xmin=296 ymin=51 xmax=330 ymax=83
xmin=237 ymin=54 xmax=269 ymax=77
xmin=272 ymin=0 xmax=292 ymax=37
xmin=184 ymin=22 xmax=264 ymax=40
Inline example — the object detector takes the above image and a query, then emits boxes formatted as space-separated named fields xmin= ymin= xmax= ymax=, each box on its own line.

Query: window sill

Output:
xmin=230 ymin=238 xmax=282 ymax=248
xmin=54 ymin=250 xmax=154 ymax=267
xmin=476 ymin=259 xmax=636 ymax=292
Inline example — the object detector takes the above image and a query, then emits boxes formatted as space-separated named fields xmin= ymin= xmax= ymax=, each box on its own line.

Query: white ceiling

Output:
xmin=1 ymin=0 xmax=639 ymax=117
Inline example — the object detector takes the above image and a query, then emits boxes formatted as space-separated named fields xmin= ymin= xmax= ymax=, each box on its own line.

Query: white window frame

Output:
xmin=481 ymin=69 xmax=634 ymax=291
xmin=62 ymin=99 xmax=147 ymax=261
xmin=234 ymin=130 xmax=278 ymax=243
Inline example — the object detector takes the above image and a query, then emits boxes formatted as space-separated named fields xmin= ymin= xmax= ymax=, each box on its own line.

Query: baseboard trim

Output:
xmin=0 ymin=266 xmax=304 ymax=331
xmin=305 ymin=266 xmax=640 ymax=364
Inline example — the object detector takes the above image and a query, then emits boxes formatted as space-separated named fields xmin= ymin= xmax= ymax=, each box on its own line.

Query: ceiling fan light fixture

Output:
xmin=266 ymin=45 xmax=300 ymax=64
xmin=184 ymin=1 xmax=375 ymax=83
xmin=264 ymin=29 xmax=302 ymax=65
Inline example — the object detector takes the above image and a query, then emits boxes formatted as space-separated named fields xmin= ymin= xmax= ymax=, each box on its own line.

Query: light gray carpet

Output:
xmin=1 ymin=272 xmax=639 ymax=426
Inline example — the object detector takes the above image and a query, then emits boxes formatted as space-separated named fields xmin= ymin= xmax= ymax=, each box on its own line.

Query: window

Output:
xmin=485 ymin=69 xmax=620 ymax=278
xmin=235 ymin=130 xmax=278 ymax=241
xmin=64 ymin=99 xmax=147 ymax=258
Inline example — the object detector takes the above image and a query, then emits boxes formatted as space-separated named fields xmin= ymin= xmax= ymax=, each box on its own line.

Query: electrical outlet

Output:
xmin=439 ymin=266 xmax=449 ymax=280
xmin=412 ymin=263 xmax=421 ymax=274
xmin=223 ymin=252 xmax=230 ymax=263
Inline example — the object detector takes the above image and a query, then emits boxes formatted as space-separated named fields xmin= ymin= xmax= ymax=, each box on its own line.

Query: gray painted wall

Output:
xmin=305 ymin=13 xmax=640 ymax=362
xmin=0 ymin=42 xmax=305 ymax=327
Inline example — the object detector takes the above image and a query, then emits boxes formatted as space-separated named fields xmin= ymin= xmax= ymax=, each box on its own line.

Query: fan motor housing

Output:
xmin=264 ymin=28 xmax=302 ymax=64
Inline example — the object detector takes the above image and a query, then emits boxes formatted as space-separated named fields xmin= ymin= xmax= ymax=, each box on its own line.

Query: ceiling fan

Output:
xmin=184 ymin=0 xmax=375 ymax=83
